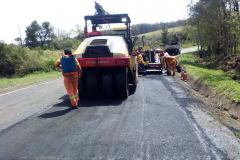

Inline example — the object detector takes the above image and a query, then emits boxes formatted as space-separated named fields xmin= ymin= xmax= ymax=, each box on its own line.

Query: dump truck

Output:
xmin=165 ymin=42 xmax=181 ymax=55
xmin=74 ymin=14 xmax=138 ymax=98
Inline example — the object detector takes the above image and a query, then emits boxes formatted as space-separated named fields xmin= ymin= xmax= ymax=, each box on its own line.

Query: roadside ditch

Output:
xmin=174 ymin=67 xmax=240 ymax=138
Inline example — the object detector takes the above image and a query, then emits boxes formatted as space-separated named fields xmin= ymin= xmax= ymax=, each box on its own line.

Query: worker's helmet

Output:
xmin=64 ymin=48 xmax=72 ymax=55
xmin=163 ymin=52 xmax=170 ymax=59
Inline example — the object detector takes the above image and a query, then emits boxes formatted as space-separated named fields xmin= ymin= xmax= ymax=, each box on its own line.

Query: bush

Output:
xmin=0 ymin=42 xmax=61 ymax=77
xmin=231 ymin=73 xmax=237 ymax=80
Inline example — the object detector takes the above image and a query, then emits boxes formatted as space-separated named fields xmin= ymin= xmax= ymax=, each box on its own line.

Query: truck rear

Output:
xmin=165 ymin=42 xmax=181 ymax=56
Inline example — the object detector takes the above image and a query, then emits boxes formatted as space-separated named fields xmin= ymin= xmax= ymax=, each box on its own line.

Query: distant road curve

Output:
xmin=181 ymin=46 xmax=199 ymax=54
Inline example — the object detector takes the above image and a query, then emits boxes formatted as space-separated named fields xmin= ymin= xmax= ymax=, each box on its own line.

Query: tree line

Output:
xmin=14 ymin=20 xmax=84 ymax=50
xmin=131 ymin=20 xmax=187 ymax=35
xmin=188 ymin=0 xmax=240 ymax=58
xmin=12 ymin=19 xmax=187 ymax=50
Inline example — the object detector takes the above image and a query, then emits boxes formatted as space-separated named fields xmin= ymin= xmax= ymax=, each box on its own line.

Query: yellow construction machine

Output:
xmin=133 ymin=36 xmax=162 ymax=73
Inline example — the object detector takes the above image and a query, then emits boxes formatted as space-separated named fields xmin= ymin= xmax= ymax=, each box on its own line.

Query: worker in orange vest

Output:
xmin=55 ymin=49 xmax=82 ymax=109
xmin=159 ymin=50 xmax=165 ymax=69
xmin=163 ymin=53 xmax=178 ymax=76
xmin=89 ymin=25 xmax=102 ymax=37
xmin=137 ymin=52 xmax=147 ymax=76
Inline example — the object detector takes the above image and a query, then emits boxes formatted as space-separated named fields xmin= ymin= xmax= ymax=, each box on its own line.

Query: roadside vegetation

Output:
xmin=179 ymin=51 xmax=240 ymax=103
xmin=0 ymin=71 xmax=61 ymax=93
xmin=134 ymin=25 xmax=196 ymax=50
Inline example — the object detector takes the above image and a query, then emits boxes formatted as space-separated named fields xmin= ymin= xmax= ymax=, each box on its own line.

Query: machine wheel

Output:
xmin=102 ymin=71 xmax=113 ymax=98
xmin=132 ymin=71 xmax=138 ymax=86
xmin=87 ymin=70 xmax=99 ymax=98
xmin=116 ymin=67 xmax=129 ymax=98
xmin=78 ymin=76 xmax=87 ymax=99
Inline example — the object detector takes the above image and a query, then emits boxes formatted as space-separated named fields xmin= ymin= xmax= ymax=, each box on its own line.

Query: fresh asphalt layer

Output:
xmin=0 ymin=74 xmax=228 ymax=160
xmin=0 ymin=47 xmax=239 ymax=159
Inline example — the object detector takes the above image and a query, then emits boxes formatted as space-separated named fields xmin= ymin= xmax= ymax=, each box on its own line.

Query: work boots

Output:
xmin=72 ymin=104 xmax=78 ymax=109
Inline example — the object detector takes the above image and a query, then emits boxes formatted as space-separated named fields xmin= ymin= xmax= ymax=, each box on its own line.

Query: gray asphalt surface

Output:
xmin=0 ymin=47 xmax=239 ymax=160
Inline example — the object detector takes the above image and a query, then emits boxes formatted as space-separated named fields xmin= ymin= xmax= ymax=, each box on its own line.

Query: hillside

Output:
xmin=138 ymin=26 xmax=186 ymax=38
xmin=134 ymin=25 xmax=192 ymax=50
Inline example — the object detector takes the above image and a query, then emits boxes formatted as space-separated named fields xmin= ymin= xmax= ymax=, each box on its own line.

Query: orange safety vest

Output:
xmin=165 ymin=57 xmax=177 ymax=65
xmin=137 ymin=54 xmax=144 ymax=64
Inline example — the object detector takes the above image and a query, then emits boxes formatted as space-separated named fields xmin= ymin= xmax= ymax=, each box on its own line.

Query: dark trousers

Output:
xmin=139 ymin=64 xmax=147 ymax=75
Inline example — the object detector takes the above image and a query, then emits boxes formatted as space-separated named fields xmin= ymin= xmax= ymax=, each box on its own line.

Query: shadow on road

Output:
xmin=78 ymin=98 xmax=124 ymax=107
xmin=38 ymin=98 xmax=72 ymax=119
xmin=77 ymin=85 xmax=137 ymax=107
xmin=39 ymin=84 xmax=137 ymax=118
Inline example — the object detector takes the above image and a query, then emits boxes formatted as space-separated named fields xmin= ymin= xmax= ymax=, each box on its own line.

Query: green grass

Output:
xmin=179 ymin=52 xmax=240 ymax=103
xmin=0 ymin=71 xmax=62 ymax=93
xmin=181 ymin=43 xmax=197 ymax=49
xmin=139 ymin=26 xmax=186 ymax=38
xmin=234 ymin=131 xmax=240 ymax=139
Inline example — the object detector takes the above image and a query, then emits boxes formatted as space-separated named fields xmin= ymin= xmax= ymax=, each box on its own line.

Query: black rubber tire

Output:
xmin=78 ymin=69 xmax=87 ymax=99
xmin=102 ymin=72 xmax=113 ymax=98
xmin=132 ymin=71 xmax=137 ymax=86
xmin=78 ymin=76 xmax=87 ymax=99
xmin=116 ymin=67 xmax=129 ymax=98
xmin=87 ymin=70 xmax=99 ymax=98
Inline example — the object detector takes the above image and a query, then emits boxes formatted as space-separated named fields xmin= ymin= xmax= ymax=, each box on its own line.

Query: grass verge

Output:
xmin=181 ymin=44 xmax=197 ymax=49
xmin=179 ymin=52 xmax=240 ymax=103
xmin=0 ymin=71 xmax=62 ymax=93
xmin=234 ymin=131 xmax=240 ymax=139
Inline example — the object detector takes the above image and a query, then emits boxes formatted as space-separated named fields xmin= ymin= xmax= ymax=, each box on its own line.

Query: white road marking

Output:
xmin=0 ymin=78 xmax=62 ymax=97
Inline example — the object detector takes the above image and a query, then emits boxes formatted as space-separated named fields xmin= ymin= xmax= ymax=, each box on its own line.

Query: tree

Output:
xmin=94 ymin=1 xmax=109 ymax=16
xmin=74 ymin=25 xmax=84 ymax=41
xmin=25 ymin=20 xmax=41 ymax=48
xmin=25 ymin=21 xmax=54 ymax=49
xmin=188 ymin=0 xmax=240 ymax=58
xmin=38 ymin=21 xmax=54 ymax=49
xmin=131 ymin=25 xmax=139 ymax=35
xmin=172 ymin=34 xmax=179 ymax=43
xmin=161 ymin=24 xmax=169 ymax=45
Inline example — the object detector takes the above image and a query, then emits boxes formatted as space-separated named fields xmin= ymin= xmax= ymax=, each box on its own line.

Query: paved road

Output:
xmin=0 ymin=47 xmax=239 ymax=160
xmin=181 ymin=46 xmax=198 ymax=54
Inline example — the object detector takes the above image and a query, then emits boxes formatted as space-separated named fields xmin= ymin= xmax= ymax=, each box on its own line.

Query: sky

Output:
xmin=0 ymin=0 xmax=193 ymax=44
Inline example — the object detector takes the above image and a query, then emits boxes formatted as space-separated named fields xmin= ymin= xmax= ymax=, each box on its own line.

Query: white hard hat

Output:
xmin=163 ymin=52 xmax=170 ymax=58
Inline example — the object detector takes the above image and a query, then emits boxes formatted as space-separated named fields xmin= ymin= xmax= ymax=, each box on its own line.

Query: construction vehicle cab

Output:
xmin=74 ymin=14 xmax=138 ymax=98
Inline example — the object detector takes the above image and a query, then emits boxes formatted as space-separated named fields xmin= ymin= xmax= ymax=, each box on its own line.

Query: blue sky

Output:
xmin=0 ymin=0 xmax=194 ymax=44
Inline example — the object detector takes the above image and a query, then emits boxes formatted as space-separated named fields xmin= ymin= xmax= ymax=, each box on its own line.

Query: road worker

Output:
xmin=159 ymin=50 xmax=165 ymax=69
xmin=164 ymin=51 xmax=169 ymax=72
xmin=89 ymin=25 xmax=102 ymax=37
xmin=55 ymin=49 xmax=81 ymax=109
xmin=163 ymin=53 xmax=178 ymax=76
xmin=137 ymin=51 xmax=147 ymax=76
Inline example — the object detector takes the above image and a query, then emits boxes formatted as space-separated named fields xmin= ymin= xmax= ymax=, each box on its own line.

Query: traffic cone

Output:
xmin=182 ymin=67 xmax=188 ymax=80
xmin=181 ymin=67 xmax=184 ymax=78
